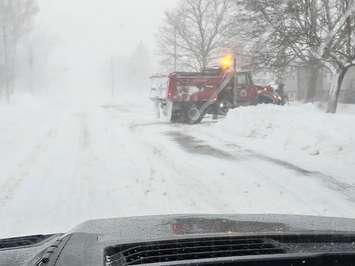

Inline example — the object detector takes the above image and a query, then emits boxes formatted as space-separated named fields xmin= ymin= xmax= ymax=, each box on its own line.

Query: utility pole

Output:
xmin=2 ymin=25 xmax=10 ymax=102
xmin=233 ymin=52 xmax=238 ymax=106
xmin=28 ymin=45 xmax=34 ymax=95
xmin=174 ymin=26 xmax=177 ymax=72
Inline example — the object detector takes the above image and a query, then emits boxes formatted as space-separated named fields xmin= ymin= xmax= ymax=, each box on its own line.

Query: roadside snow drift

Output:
xmin=192 ymin=103 xmax=355 ymax=184
xmin=211 ymin=104 xmax=355 ymax=159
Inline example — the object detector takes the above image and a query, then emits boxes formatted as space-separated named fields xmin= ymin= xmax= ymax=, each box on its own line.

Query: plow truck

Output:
xmin=150 ymin=55 xmax=284 ymax=124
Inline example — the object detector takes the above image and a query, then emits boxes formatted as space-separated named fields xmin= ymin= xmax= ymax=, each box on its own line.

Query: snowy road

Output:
xmin=1 ymin=99 xmax=355 ymax=238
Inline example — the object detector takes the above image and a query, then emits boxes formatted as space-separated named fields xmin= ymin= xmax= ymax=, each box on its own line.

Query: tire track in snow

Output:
xmin=106 ymin=106 xmax=230 ymax=213
xmin=166 ymin=131 xmax=234 ymax=159
xmin=72 ymin=112 xmax=102 ymax=214
xmin=0 ymin=128 xmax=58 ymax=209
xmin=74 ymin=107 xmax=190 ymax=218
xmin=164 ymin=131 xmax=324 ymax=215
xmin=128 ymin=119 xmax=312 ymax=213
xmin=147 ymin=144 xmax=231 ymax=212
xmin=221 ymin=142 xmax=355 ymax=204
xmin=175 ymin=128 xmax=355 ymax=204
xmin=132 ymin=132 xmax=240 ymax=212
xmin=112 ymin=119 xmax=195 ymax=213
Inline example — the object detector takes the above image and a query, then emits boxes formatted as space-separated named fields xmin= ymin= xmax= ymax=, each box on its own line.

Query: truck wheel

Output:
xmin=219 ymin=101 xmax=229 ymax=116
xmin=170 ymin=111 xmax=180 ymax=123
xmin=185 ymin=105 xmax=203 ymax=124
xmin=257 ymin=95 xmax=273 ymax=104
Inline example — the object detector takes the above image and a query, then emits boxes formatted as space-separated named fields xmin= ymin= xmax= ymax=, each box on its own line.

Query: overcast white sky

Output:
xmin=36 ymin=0 xmax=178 ymax=96
xmin=38 ymin=0 xmax=177 ymax=56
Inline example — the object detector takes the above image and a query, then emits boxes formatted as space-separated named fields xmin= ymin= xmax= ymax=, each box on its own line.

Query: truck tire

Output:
xmin=219 ymin=100 xmax=229 ymax=116
xmin=170 ymin=111 xmax=180 ymax=123
xmin=257 ymin=95 xmax=273 ymax=104
xmin=185 ymin=105 xmax=204 ymax=124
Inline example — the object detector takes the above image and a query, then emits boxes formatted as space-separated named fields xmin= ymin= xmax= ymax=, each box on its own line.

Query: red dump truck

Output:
xmin=150 ymin=68 xmax=283 ymax=124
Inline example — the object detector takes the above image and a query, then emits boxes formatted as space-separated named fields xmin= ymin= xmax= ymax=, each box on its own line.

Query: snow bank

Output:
xmin=337 ymin=103 xmax=355 ymax=115
xmin=212 ymin=104 xmax=355 ymax=161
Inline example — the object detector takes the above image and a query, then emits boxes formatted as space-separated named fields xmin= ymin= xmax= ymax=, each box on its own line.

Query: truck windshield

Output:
xmin=235 ymin=73 xmax=250 ymax=85
xmin=0 ymin=0 xmax=354 ymax=243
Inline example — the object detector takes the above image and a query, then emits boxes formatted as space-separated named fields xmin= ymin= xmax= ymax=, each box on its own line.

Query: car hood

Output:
xmin=2 ymin=214 xmax=355 ymax=266
xmin=71 ymin=213 xmax=355 ymax=241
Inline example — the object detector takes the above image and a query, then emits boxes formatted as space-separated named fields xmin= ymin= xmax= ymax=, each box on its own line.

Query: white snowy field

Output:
xmin=1 ymin=95 xmax=355 ymax=238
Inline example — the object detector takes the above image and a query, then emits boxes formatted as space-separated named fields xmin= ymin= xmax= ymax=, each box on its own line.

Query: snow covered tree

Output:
xmin=0 ymin=0 xmax=38 ymax=100
xmin=235 ymin=0 xmax=355 ymax=111
xmin=157 ymin=0 xmax=237 ymax=72
xmin=321 ymin=0 xmax=355 ymax=112
xmin=234 ymin=0 xmax=324 ymax=101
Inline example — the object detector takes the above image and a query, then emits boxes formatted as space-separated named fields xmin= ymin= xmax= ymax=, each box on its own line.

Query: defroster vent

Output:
xmin=105 ymin=236 xmax=286 ymax=265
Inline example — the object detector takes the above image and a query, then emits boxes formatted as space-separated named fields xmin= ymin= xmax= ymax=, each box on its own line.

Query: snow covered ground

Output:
xmin=1 ymin=95 xmax=355 ymax=238
xmin=194 ymin=104 xmax=355 ymax=184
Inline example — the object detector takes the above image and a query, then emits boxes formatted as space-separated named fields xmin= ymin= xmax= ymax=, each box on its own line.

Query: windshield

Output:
xmin=235 ymin=73 xmax=250 ymax=85
xmin=0 ymin=0 xmax=355 ymax=241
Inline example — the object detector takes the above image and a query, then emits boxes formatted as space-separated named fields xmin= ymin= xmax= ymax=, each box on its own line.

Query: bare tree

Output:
xmin=236 ymin=0 xmax=355 ymax=111
xmin=235 ymin=0 xmax=324 ymax=101
xmin=0 ymin=0 xmax=38 ymax=101
xmin=157 ymin=0 xmax=236 ymax=72
xmin=321 ymin=0 xmax=355 ymax=112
